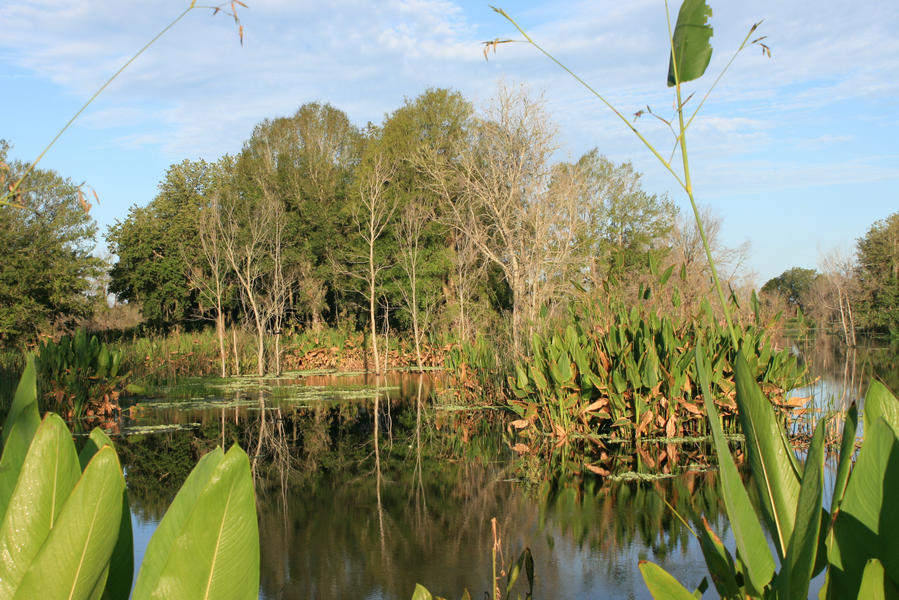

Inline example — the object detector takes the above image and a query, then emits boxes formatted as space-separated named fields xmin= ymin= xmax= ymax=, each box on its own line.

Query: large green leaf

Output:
xmin=639 ymin=561 xmax=696 ymax=599
xmin=0 ymin=413 xmax=80 ymax=598
xmin=411 ymin=584 xmax=433 ymax=600
xmin=696 ymin=517 xmax=740 ymax=599
xmin=79 ymin=428 xmax=134 ymax=600
xmin=134 ymin=445 xmax=259 ymax=600
xmin=780 ymin=417 xmax=827 ymax=600
xmin=855 ymin=559 xmax=899 ymax=600
xmin=13 ymin=445 xmax=125 ymax=600
xmin=0 ymin=357 xmax=41 ymax=521
xmin=827 ymin=418 xmax=899 ymax=599
xmin=863 ymin=381 xmax=899 ymax=436
xmin=734 ymin=347 xmax=801 ymax=559
xmin=696 ymin=344 xmax=775 ymax=592
xmin=667 ymin=0 xmax=714 ymax=87
xmin=1 ymin=355 xmax=39 ymax=451
xmin=831 ymin=403 xmax=858 ymax=514
xmin=133 ymin=447 xmax=224 ymax=597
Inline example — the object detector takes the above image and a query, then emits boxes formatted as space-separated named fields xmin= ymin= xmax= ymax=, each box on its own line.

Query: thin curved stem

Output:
xmin=1 ymin=3 xmax=235 ymax=208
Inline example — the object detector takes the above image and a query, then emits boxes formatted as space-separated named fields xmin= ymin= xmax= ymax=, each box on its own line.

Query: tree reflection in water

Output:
xmin=118 ymin=372 xmax=733 ymax=599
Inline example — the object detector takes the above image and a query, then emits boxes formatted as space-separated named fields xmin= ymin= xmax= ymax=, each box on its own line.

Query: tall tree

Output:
xmin=443 ymin=84 xmax=585 ymax=352
xmin=0 ymin=141 xmax=102 ymax=342
xmin=573 ymin=149 xmax=677 ymax=279
xmin=107 ymin=159 xmax=215 ymax=327
xmin=185 ymin=157 xmax=236 ymax=377
xmin=854 ymin=211 xmax=899 ymax=333
xmin=761 ymin=267 xmax=819 ymax=312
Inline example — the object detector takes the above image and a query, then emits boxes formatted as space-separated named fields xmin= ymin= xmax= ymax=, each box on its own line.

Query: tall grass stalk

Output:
xmin=491 ymin=4 xmax=768 ymax=343
xmin=0 ymin=2 xmax=245 ymax=209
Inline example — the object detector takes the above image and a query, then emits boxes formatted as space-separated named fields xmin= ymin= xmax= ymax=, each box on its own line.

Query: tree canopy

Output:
xmin=854 ymin=211 xmax=899 ymax=334
xmin=0 ymin=140 xmax=102 ymax=342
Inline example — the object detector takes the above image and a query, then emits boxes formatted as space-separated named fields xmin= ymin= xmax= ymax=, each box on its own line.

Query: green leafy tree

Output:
xmin=854 ymin=211 xmax=899 ymax=334
xmin=0 ymin=141 xmax=102 ymax=342
xmin=107 ymin=159 xmax=217 ymax=328
xmin=237 ymin=103 xmax=362 ymax=329
xmin=761 ymin=267 xmax=819 ymax=312
xmin=573 ymin=149 xmax=677 ymax=278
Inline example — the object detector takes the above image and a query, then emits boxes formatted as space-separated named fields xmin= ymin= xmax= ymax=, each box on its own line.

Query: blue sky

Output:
xmin=1 ymin=0 xmax=897 ymax=285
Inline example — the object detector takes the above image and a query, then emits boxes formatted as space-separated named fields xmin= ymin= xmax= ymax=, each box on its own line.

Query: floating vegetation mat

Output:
xmin=121 ymin=423 xmax=201 ymax=436
xmin=607 ymin=465 xmax=715 ymax=482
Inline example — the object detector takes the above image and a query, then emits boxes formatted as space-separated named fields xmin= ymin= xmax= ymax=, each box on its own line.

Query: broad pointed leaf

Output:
xmin=79 ymin=428 xmax=134 ymax=600
xmin=827 ymin=418 xmax=899 ymax=599
xmin=696 ymin=517 xmax=740 ymax=599
xmin=0 ymin=414 xmax=79 ymax=598
xmin=831 ymin=403 xmax=858 ymax=514
xmin=13 ymin=445 xmax=125 ymax=600
xmin=734 ymin=347 xmax=801 ymax=559
xmin=780 ymin=417 xmax=827 ymax=600
xmin=863 ymin=381 xmax=899 ymax=436
xmin=0 ymin=357 xmax=41 ymax=521
xmin=134 ymin=445 xmax=259 ymax=600
xmin=132 ymin=447 xmax=224 ymax=597
xmin=639 ymin=561 xmax=696 ymax=599
xmin=696 ymin=344 xmax=775 ymax=591
xmin=1 ymin=355 xmax=39 ymax=451
xmin=667 ymin=0 xmax=714 ymax=87
xmin=411 ymin=584 xmax=433 ymax=600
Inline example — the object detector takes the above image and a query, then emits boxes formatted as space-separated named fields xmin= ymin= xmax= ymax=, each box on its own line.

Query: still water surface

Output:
xmin=118 ymin=339 xmax=897 ymax=598
xmin=119 ymin=373 xmax=722 ymax=599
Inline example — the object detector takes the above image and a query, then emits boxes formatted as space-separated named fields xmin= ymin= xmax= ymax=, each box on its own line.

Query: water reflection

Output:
xmin=117 ymin=373 xmax=732 ymax=599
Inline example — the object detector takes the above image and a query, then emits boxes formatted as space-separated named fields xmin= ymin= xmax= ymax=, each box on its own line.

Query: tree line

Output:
xmin=2 ymin=84 xmax=810 ymax=373
xmin=762 ymin=212 xmax=899 ymax=344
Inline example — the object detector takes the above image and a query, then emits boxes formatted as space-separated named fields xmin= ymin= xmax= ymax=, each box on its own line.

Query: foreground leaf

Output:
xmin=0 ymin=414 xmax=79 ymax=598
xmin=831 ymin=403 xmax=858 ymax=514
xmin=1 ymin=356 xmax=38 ymax=451
xmin=79 ymin=428 xmax=134 ymax=600
xmin=0 ymin=357 xmax=41 ymax=520
xmin=667 ymin=0 xmax=714 ymax=87
xmin=134 ymin=445 xmax=259 ymax=600
xmin=696 ymin=344 xmax=775 ymax=592
xmin=827 ymin=418 xmax=899 ymax=599
xmin=639 ymin=561 xmax=696 ymax=599
xmin=13 ymin=445 xmax=125 ymax=600
xmin=863 ymin=381 xmax=899 ymax=436
xmin=696 ymin=517 xmax=740 ymax=599
xmin=734 ymin=348 xmax=801 ymax=559
xmin=132 ymin=448 xmax=224 ymax=597
xmin=780 ymin=416 xmax=827 ymax=600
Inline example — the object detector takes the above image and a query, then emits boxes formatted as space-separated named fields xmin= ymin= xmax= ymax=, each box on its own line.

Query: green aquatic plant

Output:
xmin=36 ymin=328 xmax=127 ymax=419
xmin=508 ymin=273 xmax=803 ymax=442
xmin=0 ymin=357 xmax=260 ymax=600
xmin=639 ymin=345 xmax=899 ymax=599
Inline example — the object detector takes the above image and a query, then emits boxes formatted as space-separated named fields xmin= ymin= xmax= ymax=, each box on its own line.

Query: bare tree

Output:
xmin=187 ymin=189 xmax=231 ymax=377
xmin=219 ymin=188 xmax=278 ymax=377
xmin=817 ymin=248 xmax=858 ymax=346
xmin=396 ymin=201 xmax=438 ymax=370
xmin=439 ymin=84 xmax=584 ymax=352
xmin=334 ymin=153 xmax=398 ymax=374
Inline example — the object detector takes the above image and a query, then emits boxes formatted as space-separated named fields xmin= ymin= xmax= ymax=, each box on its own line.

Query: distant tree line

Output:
xmin=762 ymin=211 xmax=899 ymax=343
xmin=3 ymin=84 xmax=764 ymax=372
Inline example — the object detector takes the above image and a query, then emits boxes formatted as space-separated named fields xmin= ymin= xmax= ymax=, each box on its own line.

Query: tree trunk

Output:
xmin=216 ymin=310 xmax=227 ymax=378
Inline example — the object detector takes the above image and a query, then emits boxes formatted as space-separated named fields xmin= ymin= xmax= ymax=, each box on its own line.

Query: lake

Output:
xmin=115 ymin=337 xmax=897 ymax=599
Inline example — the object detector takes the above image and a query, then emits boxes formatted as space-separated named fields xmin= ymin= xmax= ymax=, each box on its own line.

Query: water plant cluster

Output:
xmin=508 ymin=284 xmax=803 ymax=443
xmin=35 ymin=328 xmax=127 ymax=420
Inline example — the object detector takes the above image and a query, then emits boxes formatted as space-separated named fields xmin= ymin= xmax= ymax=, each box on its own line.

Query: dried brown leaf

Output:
xmin=584 ymin=463 xmax=610 ymax=477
